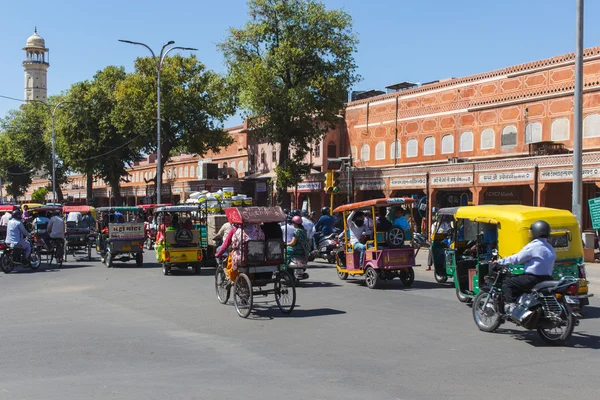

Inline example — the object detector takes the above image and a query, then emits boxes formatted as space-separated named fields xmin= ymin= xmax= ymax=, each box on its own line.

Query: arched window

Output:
xmin=351 ymin=146 xmax=358 ymax=160
xmin=167 ymin=169 xmax=172 ymax=179
xmin=406 ymin=139 xmax=418 ymax=158
xmin=551 ymin=118 xmax=569 ymax=141
xmin=584 ymin=114 xmax=600 ymax=138
xmin=183 ymin=166 xmax=188 ymax=178
xmin=272 ymin=149 xmax=277 ymax=163
xmin=238 ymin=160 xmax=244 ymax=174
xmin=223 ymin=162 xmax=228 ymax=168
xmin=327 ymin=142 xmax=337 ymax=158
xmin=525 ymin=122 xmax=543 ymax=143
xmin=423 ymin=136 xmax=435 ymax=156
xmin=313 ymin=143 xmax=321 ymax=158
xmin=460 ymin=131 xmax=473 ymax=152
xmin=501 ymin=125 xmax=517 ymax=147
xmin=390 ymin=141 xmax=400 ymax=160
xmin=178 ymin=167 xmax=182 ymax=178
xmin=360 ymin=144 xmax=370 ymax=162
xmin=441 ymin=134 xmax=454 ymax=154
xmin=480 ymin=128 xmax=495 ymax=150
xmin=261 ymin=150 xmax=266 ymax=165
xmin=375 ymin=141 xmax=385 ymax=160
xmin=196 ymin=165 xmax=200 ymax=177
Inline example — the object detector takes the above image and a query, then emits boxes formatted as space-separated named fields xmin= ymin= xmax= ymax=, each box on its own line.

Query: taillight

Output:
xmin=567 ymin=284 xmax=579 ymax=295
xmin=578 ymin=263 xmax=587 ymax=279
xmin=197 ymin=251 xmax=203 ymax=261
xmin=165 ymin=251 xmax=170 ymax=262
xmin=139 ymin=245 xmax=143 ymax=249
xmin=0 ymin=244 xmax=4 ymax=250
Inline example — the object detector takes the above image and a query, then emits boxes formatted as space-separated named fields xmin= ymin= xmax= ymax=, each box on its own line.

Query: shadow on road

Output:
xmin=581 ymin=305 xmax=600 ymax=320
xmin=296 ymin=281 xmax=342 ymax=289
xmin=492 ymin=327 xmax=600 ymax=349
xmin=245 ymin=304 xmax=346 ymax=320
xmin=343 ymin=278 xmax=451 ymax=291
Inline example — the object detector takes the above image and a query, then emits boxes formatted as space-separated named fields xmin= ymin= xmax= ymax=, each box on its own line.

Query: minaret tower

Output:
xmin=23 ymin=27 xmax=49 ymax=103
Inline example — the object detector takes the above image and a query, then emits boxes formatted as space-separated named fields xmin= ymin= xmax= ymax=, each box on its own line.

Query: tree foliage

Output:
xmin=32 ymin=187 xmax=49 ymax=204
xmin=219 ymin=0 xmax=360 ymax=202
xmin=114 ymin=54 xmax=236 ymax=189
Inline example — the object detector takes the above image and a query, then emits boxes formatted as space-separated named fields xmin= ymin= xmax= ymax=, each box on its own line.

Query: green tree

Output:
xmin=31 ymin=187 xmax=49 ymax=204
xmin=114 ymin=54 xmax=236 ymax=196
xmin=56 ymin=66 xmax=142 ymax=205
xmin=219 ymin=0 xmax=360 ymax=205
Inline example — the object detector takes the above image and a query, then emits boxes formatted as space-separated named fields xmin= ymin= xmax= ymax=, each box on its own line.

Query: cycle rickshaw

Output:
xmin=215 ymin=206 xmax=296 ymax=318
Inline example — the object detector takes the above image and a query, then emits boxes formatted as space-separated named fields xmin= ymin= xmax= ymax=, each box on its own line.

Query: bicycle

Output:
xmin=48 ymin=237 xmax=64 ymax=267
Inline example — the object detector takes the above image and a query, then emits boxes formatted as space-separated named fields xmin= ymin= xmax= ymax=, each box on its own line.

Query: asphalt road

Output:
xmin=0 ymin=249 xmax=599 ymax=400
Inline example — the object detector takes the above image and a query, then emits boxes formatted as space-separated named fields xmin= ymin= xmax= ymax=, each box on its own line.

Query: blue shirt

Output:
xmin=497 ymin=238 xmax=556 ymax=276
xmin=314 ymin=215 xmax=335 ymax=236
xmin=393 ymin=217 xmax=410 ymax=231
xmin=6 ymin=219 xmax=30 ymax=245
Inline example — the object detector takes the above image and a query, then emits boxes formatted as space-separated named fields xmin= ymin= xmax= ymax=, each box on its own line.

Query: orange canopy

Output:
xmin=333 ymin=197 xmax=415 ymax=213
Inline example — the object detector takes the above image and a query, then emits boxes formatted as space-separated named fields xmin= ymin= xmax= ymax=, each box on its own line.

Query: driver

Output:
xmin=347 ymin=210 xmax=369 ymax=267
xmin=496 ymin=220 xmax=556 ymax=315
xmin=6 ymin=210 xmax=32 ymax=264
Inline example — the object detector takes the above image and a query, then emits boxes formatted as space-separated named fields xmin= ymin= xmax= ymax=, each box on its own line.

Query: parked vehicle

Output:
xmin=96 ymin=206 xmax=144 ymax=268
xmin=0 ymin=236 xmax=41 ymax=273
xmin=429 ymin=205 xmax=592 ymax=306
xmin=63 ymin=205 xmax=97 ymax=261
xmin=333 ymin=198 xmax=422 ymax=289
xmin=473 ymin=258 xmax=581 ymax=346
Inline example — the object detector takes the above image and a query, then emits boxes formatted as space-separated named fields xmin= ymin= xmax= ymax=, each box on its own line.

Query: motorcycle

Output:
xmin=287 ymin=255 xmax=309 ymax=284
xmin=309 ymin=231 xmax=340 ymax=264
xmin=0 ymin=237 xmax=42 ymax=273
xmin=472 ymin=257 xmax=580 ymax=346
xmin=144 ymin=223 xmax=157 ymax=250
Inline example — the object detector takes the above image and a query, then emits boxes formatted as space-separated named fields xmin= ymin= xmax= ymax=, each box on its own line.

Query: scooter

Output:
xmin=287 ymin=255 xmax=309 ymax=284
xmin=309 ymin=229 xmax=341 ymax=264
xmin=0 ymin=237 xmax=42 ymax=273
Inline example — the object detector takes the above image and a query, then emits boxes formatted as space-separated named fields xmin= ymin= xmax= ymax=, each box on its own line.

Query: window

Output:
xmin=314 ymin=143 xmax=321 ymax=158
xmin=360 ymin=144 xmax=370 ymax=162
xmin=551 ymin=118 xmax=569 ymax=141
xmin=183 ymin=166 xmax=188 ymax=178
xmin=167 ymin=169 xmax=172 ymax=179
xmin=272 ymin=149 xmax=277 ymax=163
xmin=480 ymin=128 xmax=495 ymax=149
xmin=423 ymin=136 xmax=435 ymax=156
xmin=196 ymin=165 xmax=200 ymax=177
xmin=460 ymin=131 xmax=473 ymax=152
xmin=584 ymin=114 xmax=600 ymax=138
xmin=261 ymin=150 xmax=266 ymax=165
xmin=327 ymin=142 xmax=337 ymax=158
xmin=375 ymin=141 xmax=385 ymax=160
xmin=351 ymin=146 xmax=358 ymax=160
xmin=441 ymin=134 xmax=454 ymax=154
xmin=178 ymin=167 xmax=182 ymax=178
xmin=238 ymin=160 xmax=244 ymax=174
xmin=501 ymin=125 xmax=518 ymax=147
xmin=223 ymin=162 xmax=228 ymax=168
xmin=390 ymin=141 xmax=400 ymax=160
xmin=525 ymin=122 xmax=543 ymax=144
xmin=406 ymin=139 xmax=418 ymax=158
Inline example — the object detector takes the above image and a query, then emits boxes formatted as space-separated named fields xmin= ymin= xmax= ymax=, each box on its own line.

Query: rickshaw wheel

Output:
xmin=135 ymin=253 xmax=143 ymax=267
xmin=434 ymin=272 xmax=448 ymax=284
xmin=105 ymin=251 xmax=113 ymax=268
xmin=456 ymin=288 xmax=472 ymax=303
xmin=87 ymin=244 xmax=92 ymax=261
xmin=215 ymin=265 xmax=231 ymax=304
xmin=233 ymin=273 xmax=253 ymax=318
xmin=337 ymin=268 xmax=349 ymax=280
xmin=275 ymin=271 xmax=296 ymax=314
xmin=400 ymin=267 xmax=415 ymax=287
xmin=387 ymin=228 xmax=405 ymax=248
xmin=364 ymin=266 xmax=380 ymax=289
xmin=162 ymin=263 xmax=170 ymax=276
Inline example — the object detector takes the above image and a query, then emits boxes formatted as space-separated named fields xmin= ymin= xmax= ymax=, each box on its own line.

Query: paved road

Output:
xmin=0 ymin=250 xmax=599 ymax=400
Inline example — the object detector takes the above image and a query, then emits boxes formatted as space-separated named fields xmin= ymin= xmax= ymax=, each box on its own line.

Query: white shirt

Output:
xmin=67 ymin=212 xmax=82 ymax=223
xmin=498 ymin=238 xmax=556 ymax=276
xmin=347 ymin=211 xmax=368 ymax=245
xmin=302 ymin=217 xmax=315 ymax=239
xmin=47 ymin=216 xmax=65 ymax=239
xmin=6 ymin=219 xmax=29 ymax=244
xmin=281 ymin=223 xmax=295 ymax=242
xmin=0 ymin=212 xmax=12 ymax=226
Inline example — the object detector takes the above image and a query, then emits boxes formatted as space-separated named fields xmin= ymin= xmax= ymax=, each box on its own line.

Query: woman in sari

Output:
xmin=286 ymin=216 xmax=310 ymax=259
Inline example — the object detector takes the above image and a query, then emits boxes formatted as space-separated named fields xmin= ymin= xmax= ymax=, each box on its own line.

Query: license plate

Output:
xmin=122 ymin=246 xmax=131 ymax=252
xmin=566 ymin=296 xmax=580 ymax=304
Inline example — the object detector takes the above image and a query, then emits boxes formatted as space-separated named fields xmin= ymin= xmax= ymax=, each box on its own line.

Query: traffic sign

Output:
xmin=588 ymin=197 xmax=600 ymax=229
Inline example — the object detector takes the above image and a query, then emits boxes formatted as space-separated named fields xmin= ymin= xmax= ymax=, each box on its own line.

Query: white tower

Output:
xmin=22 ymin=27 xmax=49 ymax=103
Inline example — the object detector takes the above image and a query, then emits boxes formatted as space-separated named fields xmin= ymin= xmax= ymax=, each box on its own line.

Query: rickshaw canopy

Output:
xmin=96 ymin=206 xmax=142 ymax=213
xmin=140 ymin=204 xmax=172 ymax=210
xmin=436 ymin=207 xmax=460 ymax=216
xmin=155 ymin=205 xmax=201 ymax=213
xmin=0 ymin=205 xmax=18 ymax=212
xmin=31 ymin=206 xmax=62 ymax=214
xmin=333 ymin=197 xmax=415 ymax=213
xmin=453 ymin=205 xmax=583 ymax=259
xmin=224 ymin=207 xmax=285 ymax=224
xmin=22 ymin=203 xmax=44 ymax=209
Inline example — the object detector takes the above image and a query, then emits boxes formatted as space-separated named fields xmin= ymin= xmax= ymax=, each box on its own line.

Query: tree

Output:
xmin=32 ymin=187 xmax=49 ymax=204
xmin=114 ymin=54 xmax=236 ymax=197
xmin=219 ymin=0 xmax=360 ymax=206
xmin=56 ymin=66 xmax=142 ymax=205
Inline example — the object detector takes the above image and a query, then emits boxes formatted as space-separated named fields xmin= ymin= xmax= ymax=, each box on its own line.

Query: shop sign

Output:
xmin=389 ymin=176 xmax=427 ymax=188
xmin=478 ymin=170 xmax=533 ymax=184
xmin=430 ymin=174 xmax=473 ymax=186
xmin=172 ymin=187 xmax=182 ymax=194
xmin=589 ymin=197 xmax=600 ymax=229
xmin=297 ymin=182 xmax=322 ymax=191
xmin=354 ymin=179 xmax=386 ymax=190
xmin=539 ymin=167 xmax=600 ymax=181
xmin=484 ymin=189 xmax=520 ymax=200
xmin=256 ymin=182 xmax=267 ymax=193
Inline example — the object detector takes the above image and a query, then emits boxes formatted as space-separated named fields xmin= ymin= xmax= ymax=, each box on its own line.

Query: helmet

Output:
xmin=292 ymin=216 xmax=303 ymax=225
xmin=13 ymin=210 xmax=23 ymax=220
xmin=283 ymin=209 xmax=289 ymax=215
xmin=292 ymin=209 xmax=302 ymax=217
xmin=321 ymin=206 xmax=330 ymax=215
xmin=301 ymin=210 xmax=308 ymax=217
xmin=530 ymin=220 xmax=551 ymax=239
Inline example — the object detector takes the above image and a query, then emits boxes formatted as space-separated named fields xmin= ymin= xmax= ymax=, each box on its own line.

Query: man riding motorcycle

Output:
xmin=6 ymin=210 xmax=32 ymax=266
xmin=313 ymin=207 xmax=335 ymax=250
xmin=496 ymin=220 xmax=556 ymax=315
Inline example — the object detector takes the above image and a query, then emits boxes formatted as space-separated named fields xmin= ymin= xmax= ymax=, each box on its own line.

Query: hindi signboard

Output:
xmin=540 ymin=167 xmax=600 ymax=181
xmin=109 ymin=223 xmax=145 ymax=239
xmin=477 ymin=170 xmax=534 ymax=184
xmin=589 ymin=197 xmax=600 ymax=230
xmin=389 ymin=176 xmax=427 ymax=188
xmin=430 ymin=174 xmax=473 ymax=187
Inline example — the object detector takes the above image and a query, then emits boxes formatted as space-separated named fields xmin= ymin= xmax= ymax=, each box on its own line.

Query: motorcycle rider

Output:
xmin=496 ymin=220 xmax=556 ymax=315
xmin=6 ymin=210 xmax=32 ymax=265
xmin=301 ymin=210 xmax=315 ymax=248
xmin=313 ymin=206 xmax=335 ymax=250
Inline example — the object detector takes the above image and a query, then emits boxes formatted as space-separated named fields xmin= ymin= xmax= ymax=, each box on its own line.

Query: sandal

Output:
xmin=425 ymin=266 xmax=431 ymax=271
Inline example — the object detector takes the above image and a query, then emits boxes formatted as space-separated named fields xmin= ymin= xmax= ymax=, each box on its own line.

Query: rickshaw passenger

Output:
xmin=34 ymin=211 xmax=50 ymax=235
xmin=81 ymin=212 xmax=95 ymax=230
xmin=183 ymin=218 xmax=194 ymax=230
xmin=155 ymin=215 xmax=172 ymax=260
xmin=347 ymin=210 xmax=369 ymax=267
xmin=230 ymin=224 xmax=265 ymax=270
xmin=286 ymin=216 xmax=310 ymax=258
xmin=376 ymin=207 xmax=392 ymax=232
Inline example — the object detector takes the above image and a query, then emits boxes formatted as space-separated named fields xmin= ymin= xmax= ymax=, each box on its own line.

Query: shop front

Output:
xmin=352 ymin=178 xmax=387 ymax=202
xmin=475 ymin=169 xmax=536 ymax=206
xmin=295 ymin=181 xmax=325 ymax=212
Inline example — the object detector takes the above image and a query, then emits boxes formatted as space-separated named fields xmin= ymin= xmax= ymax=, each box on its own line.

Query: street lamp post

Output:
xmin=573 ymin=0 xmax=584 ymax=225
xmin=118 ymin=40 xmax=197 ymax=205
xmin=42 ymin=100 xmax=68 ymax=205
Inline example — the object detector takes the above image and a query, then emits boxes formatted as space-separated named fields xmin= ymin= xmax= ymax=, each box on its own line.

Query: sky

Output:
xmin=1 ymin=0 xmax=600 ymax=127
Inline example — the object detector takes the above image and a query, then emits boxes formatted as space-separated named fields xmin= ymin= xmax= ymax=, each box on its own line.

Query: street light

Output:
xmin=118 ymin=39 xmax=197 ymax=204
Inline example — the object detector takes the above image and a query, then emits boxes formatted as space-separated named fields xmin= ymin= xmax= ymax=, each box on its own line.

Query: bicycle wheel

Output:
xmin=275 ymin=271 xmax=296 ymax=314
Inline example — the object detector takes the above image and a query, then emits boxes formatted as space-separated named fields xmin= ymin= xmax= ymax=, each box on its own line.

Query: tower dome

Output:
xmin=25 ymin=28 xmax=46 ymax=49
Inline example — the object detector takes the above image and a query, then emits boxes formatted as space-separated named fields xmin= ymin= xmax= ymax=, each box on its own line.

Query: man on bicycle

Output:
xmin=47 ymin=211 xmax=66 ymax=257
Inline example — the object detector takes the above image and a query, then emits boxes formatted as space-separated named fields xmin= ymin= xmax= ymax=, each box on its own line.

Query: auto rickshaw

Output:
xmin=214 ymin=206 xmax=296 ymax=318
xmin=333 ymin=198 xmax=421 ymax=289
xmin=154 ymin=205 xmax=208 ymax=275
xmin=429 ymin=205 xmax=592 ymax=306
xmin=96 ymin=206 xmax=145 ymax=268
xmin=63 ymin=205 xmax=97 ymax=261
xmin=0 ymin=205 xmax=18 ymax=241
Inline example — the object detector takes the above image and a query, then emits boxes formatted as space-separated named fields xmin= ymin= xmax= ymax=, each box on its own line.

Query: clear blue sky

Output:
xmin=1 ymin=0 xmax=599 ymax=127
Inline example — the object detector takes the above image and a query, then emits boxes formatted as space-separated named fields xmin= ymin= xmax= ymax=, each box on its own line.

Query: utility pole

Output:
xmin=572 ymin=0 xmax=584 ymax=225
